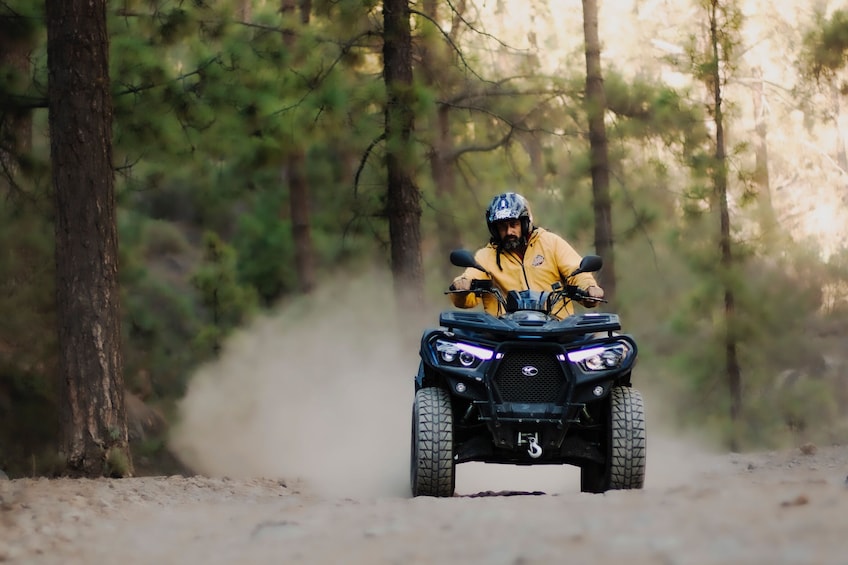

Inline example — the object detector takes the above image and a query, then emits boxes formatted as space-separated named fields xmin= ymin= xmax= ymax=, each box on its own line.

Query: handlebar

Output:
xmin=445 ymin=281 xmax=607 ymax=309
xmin=566 ymin=285 xmax=608 ymax=304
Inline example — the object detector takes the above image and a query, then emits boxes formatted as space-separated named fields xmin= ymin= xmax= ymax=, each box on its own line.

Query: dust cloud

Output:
xmin=169 ymin=269 xmax=417 ymax=499
xmin=169 ymin=269 xmax=725 ymax=499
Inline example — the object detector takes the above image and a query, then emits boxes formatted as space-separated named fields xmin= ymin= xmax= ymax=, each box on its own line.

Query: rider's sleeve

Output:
xmin=553 ymin=235 xmax=598 ymax=290
xmin=449 ymin=267 xmax=484 ymax=309
xmin=449 ymin=290 xmax=478 ymax=309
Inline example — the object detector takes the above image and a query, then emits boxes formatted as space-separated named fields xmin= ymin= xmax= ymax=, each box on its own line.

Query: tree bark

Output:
xmin=46 ymin=0 xmax=132 ymax=477
xmin=581 ymin=0 xmax=616 ymax=306
xmin=383 ymin=0 xmax=424 ymax=312
xmin=708 ymin=0 xmax=742 ymax=442
xmin=281 ymin=0 xmax=315 ymax=294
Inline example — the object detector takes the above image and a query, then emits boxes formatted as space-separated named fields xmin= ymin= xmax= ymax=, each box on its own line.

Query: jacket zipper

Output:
xmin=505 ymin=243 xmax=532 ymax=290
xmin=521 ymin=252 xmax=530 ymax=289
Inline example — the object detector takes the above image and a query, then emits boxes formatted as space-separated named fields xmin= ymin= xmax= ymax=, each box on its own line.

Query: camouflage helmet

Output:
xmin=485 ymin=192 xmax=533 ymax=244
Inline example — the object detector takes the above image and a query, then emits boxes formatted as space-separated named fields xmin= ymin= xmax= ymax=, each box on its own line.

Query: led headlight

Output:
xmin=567 ymin=342 xmax=632 ymax=372
xmin=434 ymin=340 xmax=494 ymax=369
xmin=459 ymin=351 xmax=476 ymax=367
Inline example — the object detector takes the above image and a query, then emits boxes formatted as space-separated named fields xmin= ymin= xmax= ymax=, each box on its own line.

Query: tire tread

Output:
xmin=411 ymin=387 xmax=454 ymax=497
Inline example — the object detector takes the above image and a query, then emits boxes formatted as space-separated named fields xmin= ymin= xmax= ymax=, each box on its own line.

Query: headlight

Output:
xmin=567 ymin=342 xmax=632 ymax=372
xmin=434 ymin=340 xmax=494 ymax=369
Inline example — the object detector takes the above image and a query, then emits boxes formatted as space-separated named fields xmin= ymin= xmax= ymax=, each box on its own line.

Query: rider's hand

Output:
xmin=450 ymin=276 xmax=471 ymax=292
xmin=582 ymin=285 xmax=604 ymax=307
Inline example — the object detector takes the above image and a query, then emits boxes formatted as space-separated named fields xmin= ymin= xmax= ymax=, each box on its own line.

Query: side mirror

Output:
xmin=569 ymin=255 xmax=603 ymax=277
xmin=449 ymin=249 xmax=488 ymax=274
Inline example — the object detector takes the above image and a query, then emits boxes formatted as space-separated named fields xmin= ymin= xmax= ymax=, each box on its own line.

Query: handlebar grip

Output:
xmin=566 ymin=285 xmax=607 ymax=303
xmin=565 ymin=284 xmax=586 ymax=299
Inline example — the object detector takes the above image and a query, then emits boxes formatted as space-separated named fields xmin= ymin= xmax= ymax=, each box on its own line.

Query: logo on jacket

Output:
xmin=532 ymin=254 xmax=544 ymax=266
xmin=521 ymin=365 xmax=539 ymax=377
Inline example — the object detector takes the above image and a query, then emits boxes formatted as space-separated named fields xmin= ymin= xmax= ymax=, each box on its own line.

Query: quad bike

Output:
xmin=410 ymin=250 xmax=646 ymax=497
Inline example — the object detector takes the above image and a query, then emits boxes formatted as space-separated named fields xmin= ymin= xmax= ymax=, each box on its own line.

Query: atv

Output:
xmin=410 ymin=250 xmax=646 ymax=497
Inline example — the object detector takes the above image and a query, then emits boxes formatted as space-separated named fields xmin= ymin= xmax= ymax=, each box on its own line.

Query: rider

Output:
xmin=449 ymin=191 xmax=605 ymax=319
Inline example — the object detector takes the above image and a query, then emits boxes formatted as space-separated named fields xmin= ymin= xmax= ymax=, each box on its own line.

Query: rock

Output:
xmin=780 ymin=494 xmax=809 ymax=507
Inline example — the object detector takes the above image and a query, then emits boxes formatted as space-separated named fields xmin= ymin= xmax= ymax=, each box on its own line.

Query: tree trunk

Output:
xmin=518 ymin=132 xmax=546 ymax=190
xmin=281 ymin=0 xmax=315 ymax=294
xmin=430 ymin=106 xmax=462 ymax=276
xmin=751 ymin=67 xmax=777 ymax=238
xmin=300 ymin=0 xmax=312 ymax=19
xmin=581 ymin=0 xmax=616 ymax=306
xmin=235 ymin=0 xmax=251 ymax=23
xmin=708 ymin=0 xmax=742 ymax=443
xmin=422 ymin=0 xmax=462 ymax=279
xmin=383 ymin=0 xmax=424 ymax=313
xmin=0 ymin=11 xmax=34 ymax=199
xmin=830 ymin=82 xmax=848 ymax=193
xmin=46 ymin=0 xmax=132 ymax=477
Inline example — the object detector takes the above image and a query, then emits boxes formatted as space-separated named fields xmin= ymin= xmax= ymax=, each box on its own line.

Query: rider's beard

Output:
xmin=502 ymin=235 xmax=523 ymax=252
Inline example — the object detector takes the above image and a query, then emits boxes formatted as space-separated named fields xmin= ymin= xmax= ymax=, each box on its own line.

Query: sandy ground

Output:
xmin=2 ymin=440 xmax=847 ymax=565
xmin=3 ymin=275 xmax=847 ymax=564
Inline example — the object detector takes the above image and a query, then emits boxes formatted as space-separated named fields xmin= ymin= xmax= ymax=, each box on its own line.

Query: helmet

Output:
xmin=485 ymin=192 xmax=533 ymax=244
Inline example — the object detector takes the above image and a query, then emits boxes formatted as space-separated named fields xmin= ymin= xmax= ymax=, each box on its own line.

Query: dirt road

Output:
xmin=2 ymin=439 xmax=847 ymax=565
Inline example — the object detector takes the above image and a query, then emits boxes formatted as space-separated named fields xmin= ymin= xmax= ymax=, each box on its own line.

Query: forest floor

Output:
xmin=2 ymin=438 xmax=847 ymax=565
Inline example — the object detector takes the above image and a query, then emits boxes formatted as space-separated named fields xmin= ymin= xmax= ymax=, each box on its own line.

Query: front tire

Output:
xmin=580 ymin=386 xmax=646 ymax=493
xmin=410 ymin=387 xmax=455 ymax=497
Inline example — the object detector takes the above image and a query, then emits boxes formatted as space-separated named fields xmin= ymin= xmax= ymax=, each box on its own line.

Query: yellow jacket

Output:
xmin=450 ymin=228 xmax=599 ymax=319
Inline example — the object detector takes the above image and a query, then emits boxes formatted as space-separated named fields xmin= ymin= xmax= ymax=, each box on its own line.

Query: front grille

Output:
xmin=492 ymin=351 xmax=565 ymax=403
